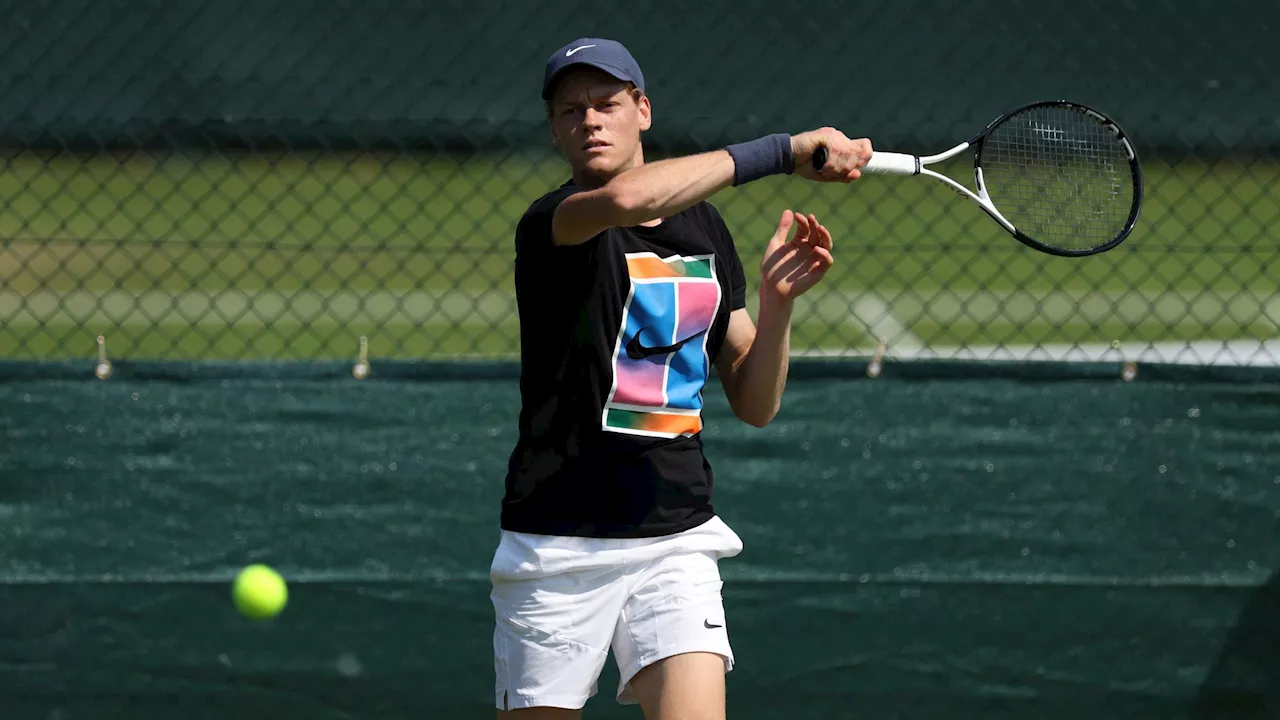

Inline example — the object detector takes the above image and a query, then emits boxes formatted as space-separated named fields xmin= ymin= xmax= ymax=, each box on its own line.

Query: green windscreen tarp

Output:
xmin=2 ymin=359 xmax=1278 ymax=718
xmin=1 ymin=0 xmax=1274 ymax=152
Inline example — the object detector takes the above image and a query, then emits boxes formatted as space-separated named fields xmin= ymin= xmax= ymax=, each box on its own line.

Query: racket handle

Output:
xmin=810 ymin=148 xmax=921 ymax=176
xmin=811 ymin=147 xmax=827 ymax=170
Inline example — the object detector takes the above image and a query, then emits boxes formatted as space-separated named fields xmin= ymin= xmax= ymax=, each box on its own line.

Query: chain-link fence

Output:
xmin=2 ymin=0 xmax=1277 ymax=366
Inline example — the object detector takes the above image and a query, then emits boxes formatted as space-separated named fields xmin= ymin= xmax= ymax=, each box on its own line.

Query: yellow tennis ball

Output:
xmin=232 ymin=564 xmax=288 ymax=620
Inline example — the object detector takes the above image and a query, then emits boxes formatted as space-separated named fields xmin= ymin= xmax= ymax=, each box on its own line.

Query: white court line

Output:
xmin=0 ymin=289 xmax=517 ymax=325
xmin=795 ymin=339 xmax=1280 ymax=367
xmin=4 ymin=288 xmax=1279 ymax=366
xmin=805 ymin=290 xmax=927 ymax=352
xmin=813 ymin=287 xmax=1280 ymax=334
xmin=797 ymin=288 xmax=1280 ymax=365
xmin=6 ymin=287 xmax=1277 ymax=328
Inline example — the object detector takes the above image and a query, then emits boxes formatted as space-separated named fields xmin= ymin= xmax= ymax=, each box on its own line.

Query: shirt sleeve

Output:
xmin=701 ymin=202 xmax=748 ymax=311
xmin=513 ymin=184 xmax=596 ymax=319
xmin=515 ymin=184 xmax=582 ymax=254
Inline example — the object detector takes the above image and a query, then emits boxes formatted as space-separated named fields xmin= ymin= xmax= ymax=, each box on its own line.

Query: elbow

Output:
xmin=722 ymin=371 xmax=783 ymax=428
xmin=604 ymin=179 xmax=651 ymax=226
xmin=736 ymin=402 xmax=780 ymax=428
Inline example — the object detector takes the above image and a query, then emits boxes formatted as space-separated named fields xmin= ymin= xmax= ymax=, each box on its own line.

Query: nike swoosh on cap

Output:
xmin=565 ymin=45 xmax=596 ymax=56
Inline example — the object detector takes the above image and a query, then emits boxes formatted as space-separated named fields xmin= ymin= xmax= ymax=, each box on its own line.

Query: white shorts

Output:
xmin=489 ymin=515 xmax=744 ymax=711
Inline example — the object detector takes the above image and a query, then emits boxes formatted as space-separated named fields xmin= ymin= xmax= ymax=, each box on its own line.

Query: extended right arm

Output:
xmin=551 ymin=129 xmax=870 ymax=246
xmin=552 ymin=148 xmax=739 ymax=246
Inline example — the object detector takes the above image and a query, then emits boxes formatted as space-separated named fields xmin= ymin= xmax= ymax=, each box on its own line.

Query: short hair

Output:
xmin=545 ymin=77 xmax=644 ymax=118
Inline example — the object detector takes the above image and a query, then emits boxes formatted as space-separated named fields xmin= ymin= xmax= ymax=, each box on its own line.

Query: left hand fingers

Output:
xmin=813 ymin=217 xmax=833 ymax=251
xmin=793 ymin=213 xmax=833 ymax=252
xmin=811 ymin=246 xmax=834 ymax=267
xmin=791 ymin=210 xmax=811 ymax=241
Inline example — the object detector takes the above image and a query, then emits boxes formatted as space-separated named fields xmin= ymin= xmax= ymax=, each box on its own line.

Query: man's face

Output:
xmin=548 ymin=69 xmax=651 ymax=179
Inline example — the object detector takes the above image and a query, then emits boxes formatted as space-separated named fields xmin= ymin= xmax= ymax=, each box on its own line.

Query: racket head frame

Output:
xmin=970 ymin=100 xmax=1145 ymax=257
xmin=809 ymin=100 xmax=1145 ymax=257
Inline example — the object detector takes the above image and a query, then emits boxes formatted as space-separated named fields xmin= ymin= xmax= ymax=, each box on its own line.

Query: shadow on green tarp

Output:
xmin=1 ymin=358 xmax=1278 ymax=719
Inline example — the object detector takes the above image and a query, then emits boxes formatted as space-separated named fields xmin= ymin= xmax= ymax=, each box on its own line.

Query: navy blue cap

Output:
xmin=542 ymin=38 xmax=645 ymax=101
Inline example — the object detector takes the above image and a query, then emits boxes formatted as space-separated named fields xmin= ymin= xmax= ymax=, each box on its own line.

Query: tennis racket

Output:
xmin=811 ymin=100 xmax=1143 ymax=257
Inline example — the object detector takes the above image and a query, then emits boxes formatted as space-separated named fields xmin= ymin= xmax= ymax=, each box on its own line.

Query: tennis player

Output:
xmin=491 ymin=37 xmax=872 ymax=719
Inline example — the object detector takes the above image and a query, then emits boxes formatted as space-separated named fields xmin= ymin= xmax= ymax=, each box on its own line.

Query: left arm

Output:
xmin=715 ymin=210 xmax=833 ymax=427
xmin=715 ymin=299 xmax=793 ymax=427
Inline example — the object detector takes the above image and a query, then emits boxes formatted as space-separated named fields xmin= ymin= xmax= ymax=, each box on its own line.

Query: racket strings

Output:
xmin=980 ymin=105 xmax=1136 ymax=252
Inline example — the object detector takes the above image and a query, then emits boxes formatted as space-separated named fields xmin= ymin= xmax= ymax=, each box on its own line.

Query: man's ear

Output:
xmin=546 ymin=100 xmax=562 ymax=148
xmin=638 ymin=93 xmax=653 ymax=132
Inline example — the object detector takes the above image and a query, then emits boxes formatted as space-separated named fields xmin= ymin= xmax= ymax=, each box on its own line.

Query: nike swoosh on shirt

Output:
xmin=565 ymin=45 xmax=596 ymax=56
xmin=625 ymin=328 xmax=705 ymax=360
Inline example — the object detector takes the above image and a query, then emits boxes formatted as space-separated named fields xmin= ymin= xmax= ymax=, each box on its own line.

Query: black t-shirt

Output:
xmin=501 ymin=181 xmax=748 ymax=539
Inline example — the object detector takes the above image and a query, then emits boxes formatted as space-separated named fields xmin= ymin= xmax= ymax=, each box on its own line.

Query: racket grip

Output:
xmin=864 ymin=152 xmax=921 ymax=175
xmin=811 ymin=147 xmax=828 ymax=170
xmin=810 ymin=148 xmax=921 ymax=176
